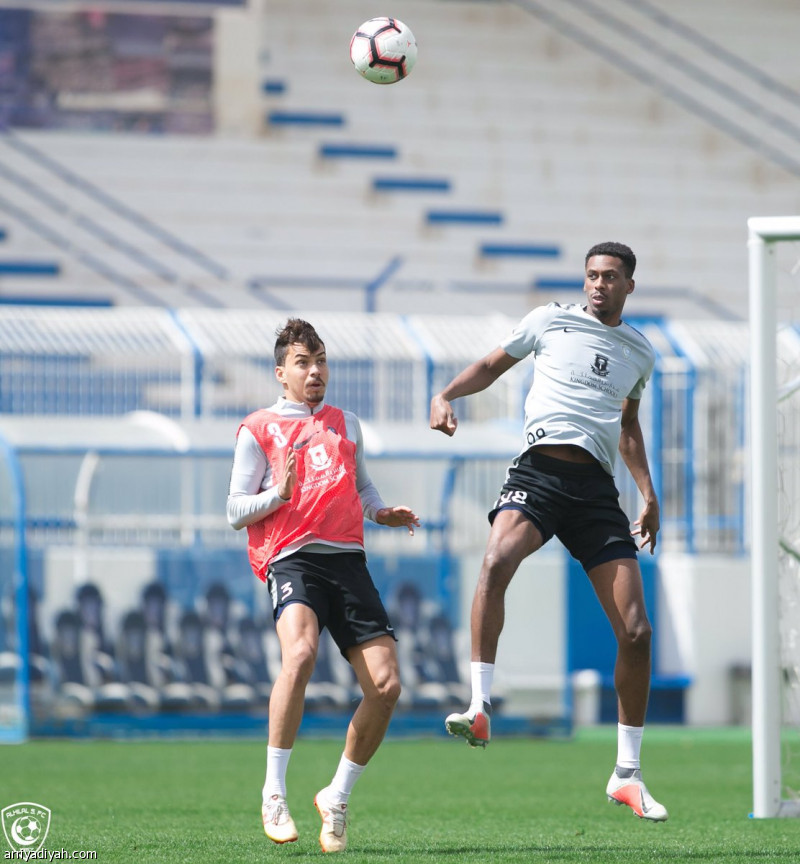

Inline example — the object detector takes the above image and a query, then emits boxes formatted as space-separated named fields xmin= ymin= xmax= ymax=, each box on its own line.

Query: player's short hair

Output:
xmin=274 ymin=318 xmax=325 ymax=366
xmin=585 ymin=242 xmax=636 ymax=278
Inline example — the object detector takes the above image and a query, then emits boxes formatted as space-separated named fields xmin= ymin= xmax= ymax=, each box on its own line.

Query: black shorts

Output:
xmin=488 ymin=449 xmax=638 ymax=572
xmin=266 ymin=550 xmax=396 ymax=656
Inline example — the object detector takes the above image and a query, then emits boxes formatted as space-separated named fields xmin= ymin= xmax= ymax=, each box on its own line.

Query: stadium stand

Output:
xmin=0 ymin=0 xmax=797 ymax=317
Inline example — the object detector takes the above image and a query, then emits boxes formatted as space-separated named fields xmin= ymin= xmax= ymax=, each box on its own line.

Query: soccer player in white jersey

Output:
xmin=430 ymin=242 xmax=668 ymax=822
xmin=228 ymin=319 xmax=419 ymax=851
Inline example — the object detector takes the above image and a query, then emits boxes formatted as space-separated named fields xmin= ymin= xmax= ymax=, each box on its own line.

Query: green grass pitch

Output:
xmin=2 ymin=726 xmax=800 ymax=862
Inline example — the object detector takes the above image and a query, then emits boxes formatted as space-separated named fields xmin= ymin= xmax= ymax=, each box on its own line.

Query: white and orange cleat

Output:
xmin=314 ymin=788 xmax=348 ymax=853
xmin=606 ymin=768 xmax=669 ymax=822
xmin=261 ymin=794 xmax=299 ymax=844
xmin=445 ymin=702 xmax=492 ymax=748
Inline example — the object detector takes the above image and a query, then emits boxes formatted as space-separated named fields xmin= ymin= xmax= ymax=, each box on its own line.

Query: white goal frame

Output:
xmin=749 ymin=215 xmax=800 ymax=818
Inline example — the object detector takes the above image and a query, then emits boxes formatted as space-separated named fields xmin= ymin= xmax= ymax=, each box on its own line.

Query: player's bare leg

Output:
xmin=271 ymin=603 xmax=320 ymax=747
xmin=314 ymin=636 xmax=400 ymax=852
xmin=588 ymin=558 xmax=668 ymax=821
xmin=471 ymin=510 xmax=545 ymax=663
xmin=446 ymin=509 xmax=544 ymax=747
xmin=344 ymin=636 xmax=401 ymax=764
xmin=587 ymin=558 xmax=651 ymax=727
xmin=262 ymin=604 xmax=320 ymax=844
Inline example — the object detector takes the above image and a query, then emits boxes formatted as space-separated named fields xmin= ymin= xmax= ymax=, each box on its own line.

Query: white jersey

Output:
xmin=500 ymin=303 xmax=655 ymax=475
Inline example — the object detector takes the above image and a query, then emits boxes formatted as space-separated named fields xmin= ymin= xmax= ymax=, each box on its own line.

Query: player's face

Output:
xmin=276 ymin=342 xmax=329 ymax=405
xmin=583 ymin=255 xmax=634 ymax=324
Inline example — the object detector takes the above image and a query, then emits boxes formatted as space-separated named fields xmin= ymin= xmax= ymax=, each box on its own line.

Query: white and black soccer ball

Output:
xmin=349 ymin=17 xmax=417 ymax=85
xmin=14 ymin=816 xmax=41 ymax=844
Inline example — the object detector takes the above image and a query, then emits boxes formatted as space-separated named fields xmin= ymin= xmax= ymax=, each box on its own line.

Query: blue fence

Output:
xmin=0 ymin=310 xmax=754 ymax=554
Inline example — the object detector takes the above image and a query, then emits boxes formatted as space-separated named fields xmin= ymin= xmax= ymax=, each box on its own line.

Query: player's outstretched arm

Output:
xmin=377 ymin=506 xmax=421 ymax=536
xmin=430 ymin=348 xmax=520 ymax=436
xmin=619 ymin=397 xmax=659 ymax=554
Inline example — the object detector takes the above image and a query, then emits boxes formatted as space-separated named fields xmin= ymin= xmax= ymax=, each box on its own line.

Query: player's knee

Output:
xmin=620 ymin=618 xmax=652 ymax=653
xmin=367 ymin=668 xmax=401 ymax=710
xmin=282 ymin=640 xmax=317 ymax=682
xmin=479 ymin=548 xmax=516 ymax=590
xmin=382 ymin=673 xmax=402 ymax=708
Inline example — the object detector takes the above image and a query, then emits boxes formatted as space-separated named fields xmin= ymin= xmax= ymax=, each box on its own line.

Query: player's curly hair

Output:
xmin=274 ymin=318 xmax=325 ymax=366
xmin=585 ymin=242 xmax=636 ymax=278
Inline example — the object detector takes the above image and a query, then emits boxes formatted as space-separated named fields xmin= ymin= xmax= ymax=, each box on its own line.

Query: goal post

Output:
xmin=748 ymin=216 xmax=800 ymax=818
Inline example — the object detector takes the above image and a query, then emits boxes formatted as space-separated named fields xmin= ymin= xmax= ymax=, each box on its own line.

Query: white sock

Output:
xmin=470 ymin=661 xmax=494 ymax=712
xmin=616 ymin=723 xmax=644 ymax=770
xmin=263 ymin=746 xmax=292 ymax=801
xmin=326 ymin=754 xmax=365 ymax=805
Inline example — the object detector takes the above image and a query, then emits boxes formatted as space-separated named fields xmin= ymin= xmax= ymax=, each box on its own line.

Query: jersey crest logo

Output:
xmin=308 ymin=443 xmax=332 ymax=471
xmin=591 ymin=353 xmax=610 ymax=377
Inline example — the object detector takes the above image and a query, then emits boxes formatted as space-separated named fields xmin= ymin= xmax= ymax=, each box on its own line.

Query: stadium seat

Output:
xmin=49 ymin=609 xmax=129 ymax=714
xmin=319 ymin=142 xmax=397 ymax=159
xmin=0 ymin=260 xmax=60 ymax=276
xmin=479 ymin=243 xmax=561 ymax=259
xmin=115 ymin=611 xmax=161 ymax=711
xmin=389 ymin=582 xmax=463 ymax=711
xmin=372 ymin=176 xmax=451 ymax=193
xmin=425 ymin=210 xmax=503 ymax=226
xmin=262 ymin=80 xmax=286 ymax=94
xmin=172 ymin=610 xmax=224 ymax=711
xmin=267 ymin=110 xmax=344 ymax=127
xmin=414 ymin=613 xmax=469 ymax=709
xmin=231 ymin=616 xmax=273 ymax=706
xmin=305 ymin=629 xmax=355 ymax=711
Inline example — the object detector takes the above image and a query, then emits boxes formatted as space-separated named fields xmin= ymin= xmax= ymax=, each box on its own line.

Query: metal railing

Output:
xmin=0 ymin=308 xmax=769 ymax=554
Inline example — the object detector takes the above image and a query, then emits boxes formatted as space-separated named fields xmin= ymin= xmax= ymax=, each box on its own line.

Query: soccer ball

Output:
xmin=349 ymin=17 xmax=417 ymax=85
xmin=14 ymin=816 xmax=41 ymax=844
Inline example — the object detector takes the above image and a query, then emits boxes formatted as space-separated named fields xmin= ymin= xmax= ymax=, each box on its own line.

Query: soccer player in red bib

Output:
xmin=430 ymin=242 xmax=668 ymax=822
xmin=228 ymin=319 xmax=419 ymax=852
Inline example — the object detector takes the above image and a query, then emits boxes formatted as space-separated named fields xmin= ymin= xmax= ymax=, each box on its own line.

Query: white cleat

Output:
xmin=606 ymin=768 xmax=669 ymax=822
xmin=314 ymin=787 xmax=348 ymax=853
xmin=262 ymin=794 xmax=299 ymax=843
xmin=445 ymin=702 xmax=491 ymax=748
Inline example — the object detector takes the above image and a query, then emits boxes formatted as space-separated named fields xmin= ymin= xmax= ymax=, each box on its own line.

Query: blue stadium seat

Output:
xmin=0 ymin=296 xmax=113 ymax=307
xmin=372 ymin=177 xmax=451 ymax=192
xmin=426 ymin=210 xmax=503 ymax=226
xmin=319 ymin=143 xmax=397 ymax=159
xmin=534 ymin=276 xmax=584 ymax=291
xmin=267 ymin=110 xmax=344 ymax=126
xmin=480 ymin=242 xmax=561 ymax=258
xmin=262 ymin=80 xmax=287 ymax=94
xmin=0 ymin=260 xmax=60 ymax=276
